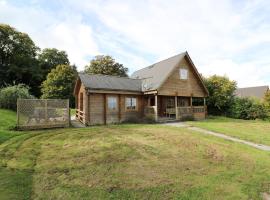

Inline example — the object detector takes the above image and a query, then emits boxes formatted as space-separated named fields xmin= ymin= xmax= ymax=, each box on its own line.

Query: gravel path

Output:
xmin=164 ymin=122 xmax=270 ymax=151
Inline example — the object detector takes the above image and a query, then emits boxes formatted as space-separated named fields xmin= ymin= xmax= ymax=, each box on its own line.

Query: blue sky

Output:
xmin=1 ymin=0 xmax=270 ymax=87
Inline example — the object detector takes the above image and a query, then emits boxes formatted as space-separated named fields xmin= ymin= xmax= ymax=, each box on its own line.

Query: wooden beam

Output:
xmin=103 ymin=94 xmax=107 ymax=125
xmin=155 ymin=95 xmax=158 ymax=121
xmin=88 ymin=89 xmax=142 ymax=95
xmin=175 ymin=96 xmax=179 ymax=120
xmin=83 ymin=93 xmax=89 ymax=125
xmin=118 ymin=94 xmax=121 ymax=122
xmin=143 ymin=90 xmax=158 ymax=95
xmin=190 ymin=96 xmax=193 ymax=115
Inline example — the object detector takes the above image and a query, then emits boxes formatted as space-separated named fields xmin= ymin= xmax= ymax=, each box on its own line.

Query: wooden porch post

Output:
xmin=84 ymin=92 xmax=89 ymax=125
xmin=204 ymin=97 xmax=207 ymax=115
xmin=190 ymin=96 xmax=193 ymax=115
xmin=175 ymin=96 xmax=179 ymax=120
xmin=155 ymin=95 xmax=158 ymax=122
xmin=118 ymin=94 xmax=121 ymax=123
xmin=103 ymin=94 xmax=107 ymax=125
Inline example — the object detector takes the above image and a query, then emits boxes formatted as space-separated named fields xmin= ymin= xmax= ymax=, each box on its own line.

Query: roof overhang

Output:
xmin=86 ymin=88 xmax=142 ymax=95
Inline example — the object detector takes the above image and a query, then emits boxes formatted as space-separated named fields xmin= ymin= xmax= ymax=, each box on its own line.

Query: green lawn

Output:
xmin=0 ymin=109 xmax=270 ymax=199
xmin=70 ymin=108 xmax=76 ymax=116
xmin=188 ymin=116 xmax=270 ymax=146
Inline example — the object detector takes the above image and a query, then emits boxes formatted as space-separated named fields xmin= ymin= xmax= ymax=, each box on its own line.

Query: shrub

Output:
xmin=228 ymin=97 xmax=268 ymax=120
xmin=203 ymin=75 xmax=237 ymax=115
xmin=0 ymin=84 xmax=33 ymax=110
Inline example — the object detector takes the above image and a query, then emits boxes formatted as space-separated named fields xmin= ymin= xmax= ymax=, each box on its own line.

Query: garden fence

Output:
xmin=17 ymin=99 xmax=70 ymax=130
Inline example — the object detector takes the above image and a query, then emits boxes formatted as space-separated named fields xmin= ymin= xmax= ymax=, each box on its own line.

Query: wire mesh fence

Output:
xmin=17 ymin=99 xmax=70 ymax=130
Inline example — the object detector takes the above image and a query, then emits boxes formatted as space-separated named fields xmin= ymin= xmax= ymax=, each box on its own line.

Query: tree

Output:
xmin=41 ymin=65 xmax=77 ymax=107
xmin=85 ymin=55 xmax=128 ymax=77
xmin=38 ymin=48 xmax=70 ymax=77
xmin=0 ymin=24 xmax=41 ymax=96
xmin=204 ymin=75 xmax=237 ymax=115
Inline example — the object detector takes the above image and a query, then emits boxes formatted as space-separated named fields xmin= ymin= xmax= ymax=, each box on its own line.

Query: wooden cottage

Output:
xmin=74 ymin=52 xmax=209 ymax=125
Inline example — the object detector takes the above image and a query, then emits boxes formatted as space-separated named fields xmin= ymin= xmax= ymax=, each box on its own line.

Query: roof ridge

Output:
xmin=80 ymin=73 xmax=142 ymax=80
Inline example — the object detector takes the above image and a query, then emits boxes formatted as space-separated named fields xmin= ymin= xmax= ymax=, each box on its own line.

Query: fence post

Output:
xmin=67 ymin=99 xmax=70 ymax=127
xmin=17 ymin=99 xmax=19 ymax=127
xmin=45 ymin=99 xmax=48 ymax=122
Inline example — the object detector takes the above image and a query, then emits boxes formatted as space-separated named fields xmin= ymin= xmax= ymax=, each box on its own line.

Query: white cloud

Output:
xmin=1 ymin=0 xmax=270 ymax=86
xmin=0 ymin=1 xmax=99 ymax=70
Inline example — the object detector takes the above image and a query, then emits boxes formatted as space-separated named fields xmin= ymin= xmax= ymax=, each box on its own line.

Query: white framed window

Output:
xmin=125 ymin=97 xmax=137 ymax=110
xmin=108 ymin=97 xmax=117 ymax=110
xmin=179 ymin=68 xmax=188 ymax=80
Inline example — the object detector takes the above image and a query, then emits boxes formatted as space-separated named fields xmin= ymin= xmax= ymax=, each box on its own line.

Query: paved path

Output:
xmin=164 ymin=122 xmax=270 ymax=151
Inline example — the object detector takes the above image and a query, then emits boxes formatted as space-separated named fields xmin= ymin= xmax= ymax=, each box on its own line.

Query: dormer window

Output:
xmin=179 ymin=68 xmax=188 ymax=80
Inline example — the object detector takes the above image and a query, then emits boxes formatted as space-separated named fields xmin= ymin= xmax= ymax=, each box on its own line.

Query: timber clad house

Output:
xmin=74 ymin=52 xmax=209 ymax=125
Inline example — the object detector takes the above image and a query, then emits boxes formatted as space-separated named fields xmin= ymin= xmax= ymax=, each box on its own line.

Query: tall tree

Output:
xmin=204 ymin=75 xmax=237 ymax=114
xmin=0 ymin=24 xmax=40 ymax=96
xmin=85 ymin=55 xmax=128 ymax=77
xmin=41 ymin=65 xmax=77 ymax=107
xmin=38 ymin=48 xmax=70 ymax=77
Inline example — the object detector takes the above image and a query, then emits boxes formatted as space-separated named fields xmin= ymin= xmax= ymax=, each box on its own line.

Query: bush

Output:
xmin=228 ymin=97 xmax=268 ymax=120
xmin=204 ymin=75 xmax=237 ymax=115
xmin=0 ymin=84 xmax=33 ymax=110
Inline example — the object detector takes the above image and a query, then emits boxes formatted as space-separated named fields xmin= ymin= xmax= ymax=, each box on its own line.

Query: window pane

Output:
xmin=132 ymin=98 xmax=137 ymax=107
xmin=108 ymin=97 xmax=117 ymax=110
xmin=179 ymin=68 xmax=188 ymax=79
xmin=126 ymin=97 xmax=137 ymax=110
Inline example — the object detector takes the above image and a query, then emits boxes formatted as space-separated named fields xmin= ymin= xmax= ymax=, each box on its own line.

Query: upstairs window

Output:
xmin=179 ymin=68 xmax=188 ymax=80
xmin=125 ymin=97 xmax=137 ymax=110
xmin=108 ymin=97 xmax=117 ymax=111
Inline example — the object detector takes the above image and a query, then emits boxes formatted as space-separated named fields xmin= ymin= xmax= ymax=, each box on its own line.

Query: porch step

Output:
xmin=157 ymin=118 xmax=180 ymax=123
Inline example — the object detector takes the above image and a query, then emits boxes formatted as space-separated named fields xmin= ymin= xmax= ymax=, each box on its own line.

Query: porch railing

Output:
xmin=178 ymin=106 xmax=205 ymax=114
xmin=76 ymin=109 xmax=84 ymax=123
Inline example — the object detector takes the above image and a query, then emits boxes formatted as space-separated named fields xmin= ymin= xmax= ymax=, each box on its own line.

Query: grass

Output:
xmin=188 ymin=116 xmax=270 ymax=146
xmin=70 ymin=108 xmax=76 ymax=116
xmin=0 ymin=109 xmax=270 ymax=199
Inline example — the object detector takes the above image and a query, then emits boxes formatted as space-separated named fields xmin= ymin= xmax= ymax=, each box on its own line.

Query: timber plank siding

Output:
xmin=158 ymin=57 xmax=207 ymax=97
xmin=74 ymin=52 xmax=208 ymax=125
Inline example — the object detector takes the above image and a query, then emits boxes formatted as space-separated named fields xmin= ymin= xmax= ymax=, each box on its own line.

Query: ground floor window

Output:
xmin=125 ymin=97 xmax=137 ymax=110
xmin=108 ymin=96 xmax=117 ymax=111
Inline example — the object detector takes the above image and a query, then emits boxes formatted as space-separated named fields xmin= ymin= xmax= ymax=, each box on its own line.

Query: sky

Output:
xmin=0 ymin=0 xmax=270 ymax=87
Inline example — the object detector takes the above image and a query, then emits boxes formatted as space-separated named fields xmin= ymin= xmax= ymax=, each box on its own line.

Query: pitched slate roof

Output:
xmin=79 ymin=73 xmax=142 ymax=92
xmin=131 ymin=53 xmax=186 ymax=91
xmin=131 ymin=52 xmax=208 ymax=94
xmin=234 ymin=86 xmax=269 ymax=99
xmin=77 ymin=51 xmax=208 ymax=94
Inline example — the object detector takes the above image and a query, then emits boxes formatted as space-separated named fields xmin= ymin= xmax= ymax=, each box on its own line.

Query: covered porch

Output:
xmin=144 ymin=95 xmax=206 ymax=122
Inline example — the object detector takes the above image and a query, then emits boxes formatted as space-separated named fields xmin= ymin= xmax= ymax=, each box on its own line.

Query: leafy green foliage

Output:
xmin=264 ymin=90 xmax=270 ymax=108
xmin=0 ymin=84 xmax=33 ymax=110
xmin=41 ymin=65 xmax=77 ymax=107
xmin=0 ymin=24 xmax=41 ymax=96
xmin=85 ymin=55 xmax=128 ymax=77
xmin=228 ymin=97 xmax=268 ymax=120
xmin=204 ymin=75 xmax=237 ymax=115
xmin=38 ymin=48 xmax=70 ymax=78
